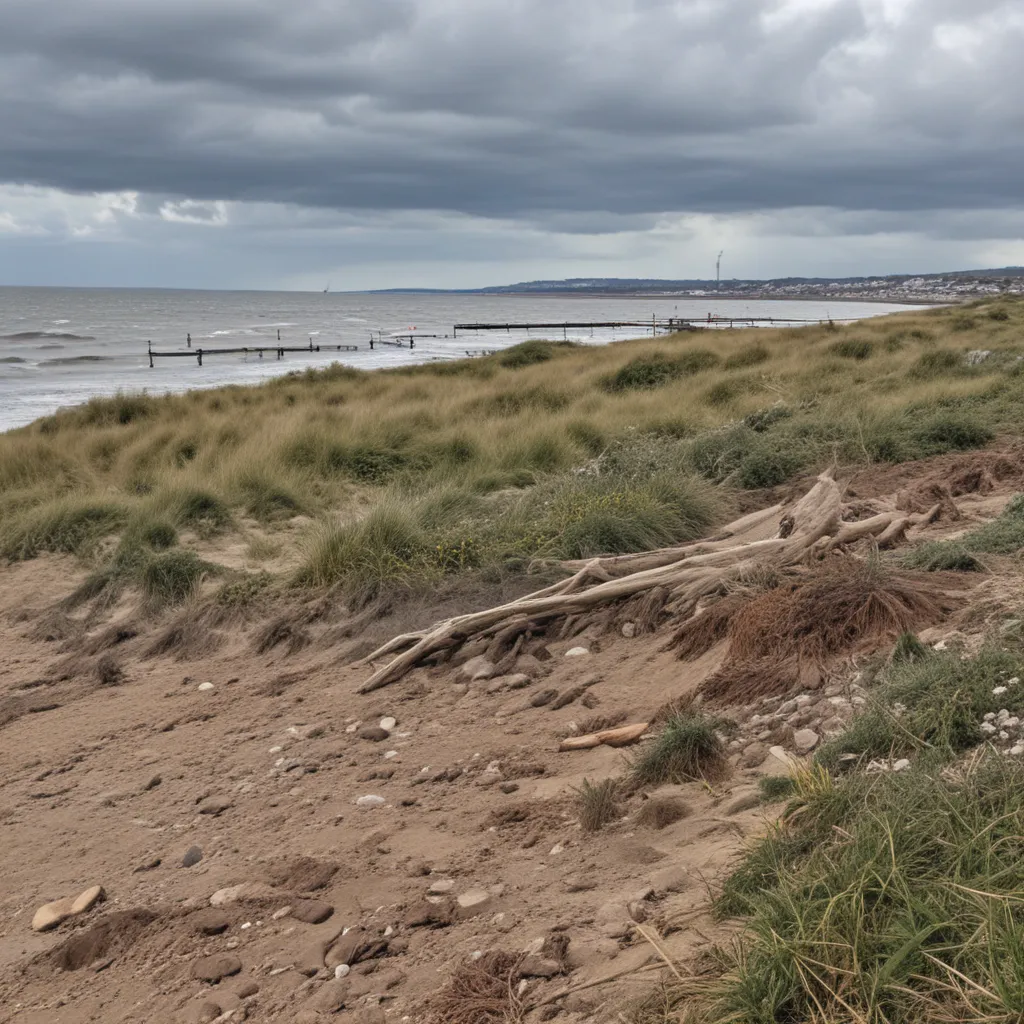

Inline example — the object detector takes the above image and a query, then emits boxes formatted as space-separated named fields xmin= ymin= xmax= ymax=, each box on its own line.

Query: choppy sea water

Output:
xmin=0 ymin=288 xmax=926 ymax=432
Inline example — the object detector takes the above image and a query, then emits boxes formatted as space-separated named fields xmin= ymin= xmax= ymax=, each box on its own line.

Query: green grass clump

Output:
xmin=630 ymin=713 xmax=727 ymax=786
xmin=960 ymin=493 xmax=1024 ymax=553
xmin=758 ymin=775 xmax=796 ymax=803
xmin=910 ymin=349 xmax=964 ymax=377
xmin=828 ymin=338 xmax=873 ymax=360
xmin=498 ymin=339 xmax=577 ymax=368
xmin=602 ymin=349 xmax=719 ymax=391
xmin=0 ymin=498 xmax=128 ymax=560
xmin=816 ymin=646 xmax=1024 ymax=769
xmin=141 ymin=550 xmax=217 ymax=606
xmin=573 ymin=778 xmax=621 ymax=832
xmin=714 ymin=753 xmax=1024 ymax=1023
xmin=724 ymin=343 xmax=770 ymax=369
xmin=902 ymin=540 xmax=983 ymax=572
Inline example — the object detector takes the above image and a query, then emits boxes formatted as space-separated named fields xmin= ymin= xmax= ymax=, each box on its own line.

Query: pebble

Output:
xmin=190 ymin=953 xmax=242 ymax=983
xmin=565 ymin=647 xmax=590 ymax=657
xmin=192 ymin=909 xmax=231 ymax=936
xmin=793 ymin=729 xmax=820 ymax=754
xmin=621 ymin=622 xmax=636 ymax=638
xmin=379 ymin=717 xmax=397 ymax=732
xmin=31 ymin=898 xmax=74 ymax=933
xmin=456 ymin=889 xmax=493 ymax=919
xmin=197 ymin=796 xmax=233 ymax=816
xmin=236 ymin=981 xmax=259 ymax=999
xmin=271 ymin=906 xmax=292 ymax=920
xmin=291 ymin=899 xmax=334 ymax=924
xmin=197 ymin=682 xmax=215 ymax=692
xmin=359 ymin=727 xmax=390 ymax=742
xmin=133 ymin=857 xmax=162 ymax=873
xmin=428 ymin=878 xmax=455 ymax=894
xmin=356 ymin=795 xmax=386 ymax=808
xmin=383 ymin=750 xmax=398 ymax=760
xmin=182 ymin=846 xmax=204 ymax=868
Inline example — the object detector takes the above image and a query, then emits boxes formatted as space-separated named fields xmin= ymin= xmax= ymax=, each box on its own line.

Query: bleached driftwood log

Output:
xmin=357 ymin=472 xmax=939 ymax=693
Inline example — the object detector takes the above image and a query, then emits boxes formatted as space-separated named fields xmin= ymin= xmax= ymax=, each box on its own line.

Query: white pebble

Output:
xmin=383 ymin=750 xmax=398 ymax=760
xmin=981 ymin=722 xmax=998 ymax=735
xmin=565 ymin=647 xmax=590 ymax=657
xmin=1012 ymin=744 xmax=1024 ymax=756
xmin=1000 ymin=731 xmax=1010 ymax=741
xmin=892 ymin=759 xmax=911 ymax=772
xmin=379 ymin=717 xmax=397 ymax=732
xmin=268 ymin=745 xmax=282 ymax=754
xmin=241 ymin=922 xmax=251 ymax=930
xmin=469 ymin=950 xmax=483 ymax=961
xmin=335 ymin=964 xmax=350 ymax=979
xmin=355 ymin=795 xmax=386 ymax=808
xmin=549 ymin=843 xmax=564 ymax=856
xmin=1010 ymin=678 xmax=1021 ymax=686
xmin=197 ymin=682 xmax=214 ymax=692
xmin=933 ymin=641 xmax=947 ymax=651
xmin=384 ymin=925 xmax=394 ymax=938
xmin=993 ymin=686 xmax=1008 ymax=695
xmin=345 ymin=723 xmax=359 ymax=733
xmin=984 ymin=712 xmax=996 ymax=721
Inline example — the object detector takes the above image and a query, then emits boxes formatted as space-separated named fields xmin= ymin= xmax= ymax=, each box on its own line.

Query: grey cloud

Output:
xmin=0 ymin=0 xmax=1022 ymax=231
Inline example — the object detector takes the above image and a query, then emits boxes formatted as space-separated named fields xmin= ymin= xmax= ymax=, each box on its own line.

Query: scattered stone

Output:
xmin=793 ymin=729 xmax=820 ymax=755
xmin=291 ymin=899 xmax=334 ymax=924
xmin=359 ymin=727 xmax=390 ymax=742
xmin=197 ymin=796 xmax=233 ymax=816
xmin=520 ymin=955 xmax=563 ymax=978
xmin=31 ymin=898 xmax=74 ymax=933
xmin=297 ymin=939 xmax=330 ymax=976
xmin=428 ymin=879 xmax=455 ymax=894
xmin=134 ymin=857 xmax=161 ymax=873
xmin=648 ymin=865 xmax=690 ymax=894
xmin=461 ymin=656 xmax=497 ymax=681
xmin=503 ymin=673 xmax=532 ymax=690
xmin=456 ymin=889 xmax=493 ymax=919
xmin=197 ymin=682 xmax=215 ymax=692
xmin=191 ymin=954 xmax=242 ymax=984
xmin=311 ymin=978 xmax=351 ymax=1014
xmin=621 ymin=622 xmax=637 ymax=638
xmin=564 ymin=647 xmax=589 ymax=658
xmin=142 ymin=774 xmax=162 ymax=791
xmin=209 ymin=883 xmax=278 ymax=907
xmin=236 ymin=981 xmax=259 ymax=999
xmin=379 ymin=716 xmax=397 ymax=732
xmin=186 ymin=999 xmax=222 ymax=1024
xmin=499 ymin=782 xmax=519 ymax=794
xmin=356 ymin=795 xmax=386 ymax=808
xmin=403 ymin=898 xmax=455 ymax=929
xmin=193 ymin=909 xmax=231 ymax=936
xmin=739 ymin=742 xmax=768 ymax=768
xmin=564 ymin=878 xmax=597 ymax=893
xmin=530 ymin=688 xmax=559 ymax=708
xmin=69 ymin=885 xmax=104 ymax=915
xmin=182 ymin=846 xmax=204 ymax=868
xmin=335 ymin=963 xmax=351 ymax=980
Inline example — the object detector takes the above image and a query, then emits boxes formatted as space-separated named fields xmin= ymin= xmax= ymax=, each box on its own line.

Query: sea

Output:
xmin=0 ymin=288 xmax=927 ymax=433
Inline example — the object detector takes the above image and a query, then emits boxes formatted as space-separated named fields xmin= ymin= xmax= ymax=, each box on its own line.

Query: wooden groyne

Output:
xmin=147 ymin=339 xmax=358 ymax=367
xmin=452 ymin=315 xmax=842 ymax=337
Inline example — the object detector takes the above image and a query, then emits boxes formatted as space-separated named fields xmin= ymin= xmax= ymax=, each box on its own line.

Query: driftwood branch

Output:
xmin=357 ymin=472 xmax=933 ymax=693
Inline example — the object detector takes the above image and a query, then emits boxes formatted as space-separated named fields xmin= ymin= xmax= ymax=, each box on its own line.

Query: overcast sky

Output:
xmin=0 ymin=0 xmax=1021 ymax=290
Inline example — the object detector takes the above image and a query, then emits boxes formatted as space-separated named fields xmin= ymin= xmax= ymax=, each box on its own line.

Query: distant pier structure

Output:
xmin=147 ymin=336 xmax=358 ymax=367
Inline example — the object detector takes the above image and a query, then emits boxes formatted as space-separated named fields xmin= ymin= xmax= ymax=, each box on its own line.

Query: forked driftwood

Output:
xmin=357 ymin=472 xmax=939 ymax=693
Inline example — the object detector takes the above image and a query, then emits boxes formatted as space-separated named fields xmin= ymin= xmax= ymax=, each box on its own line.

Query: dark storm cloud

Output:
xmin=0 ymin=0 xmax=1022 ymax=221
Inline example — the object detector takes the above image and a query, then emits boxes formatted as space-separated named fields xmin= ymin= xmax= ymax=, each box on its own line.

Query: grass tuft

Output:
xmin=630 ymin=713 xmax=728 ymax=787
xmin=573 ymin=777 xmax=621 ymax=832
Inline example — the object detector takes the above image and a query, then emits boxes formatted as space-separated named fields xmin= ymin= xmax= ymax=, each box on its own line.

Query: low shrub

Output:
xmin=498 ymin=339 xmax=577 ymax=368
xmin=602 ymin=349 xmax=719 ymax=392
xmin=629 ymin=713 xmax=727 ymax=786
xmin=724 ymin=343 xmax=770 ymax=369
xmin=902 ymin=540 xmax=983 ymax=572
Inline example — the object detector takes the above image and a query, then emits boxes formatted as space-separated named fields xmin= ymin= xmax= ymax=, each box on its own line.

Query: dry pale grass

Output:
xmin=729 ymin=556 xmax=954 ymax=663
xmin=635 ymin=796 xmax=691 ymax=830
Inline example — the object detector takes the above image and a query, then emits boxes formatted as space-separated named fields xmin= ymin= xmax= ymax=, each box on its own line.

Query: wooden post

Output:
xmin=277 ymin=329 xmax=281 ymax=341
xmin=148 ymin=341 xmax=153 ymax=368
xmin=197 ymin=349 xmax=203 ymax=366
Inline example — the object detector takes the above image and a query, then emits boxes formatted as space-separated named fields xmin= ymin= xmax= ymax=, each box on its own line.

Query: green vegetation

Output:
xmin=630 ymin=712 xmax=727 ymax=786
xmin=904 ymin=493 xmax=1024 ymax=571
xmin=2 ymin=298 xmax=1023 ymax=605
xmin=573 ymin=778 xmax=621 ymax=832
xmin=714 ymin=752 xmax=1024 ymax=1023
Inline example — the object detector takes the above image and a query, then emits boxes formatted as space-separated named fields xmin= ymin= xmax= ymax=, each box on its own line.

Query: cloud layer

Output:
xmin=0 ymin=0 xmax=1021 ymax=287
